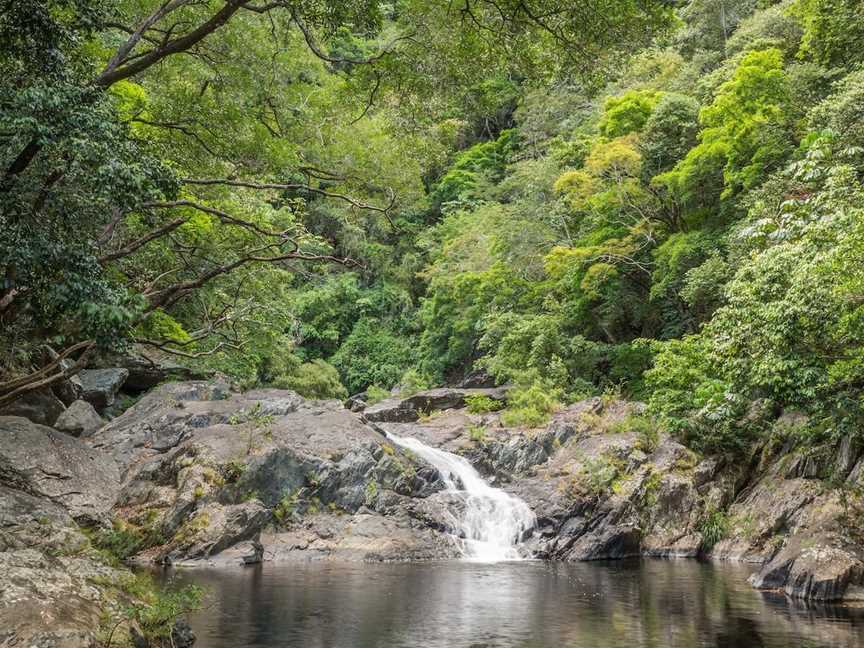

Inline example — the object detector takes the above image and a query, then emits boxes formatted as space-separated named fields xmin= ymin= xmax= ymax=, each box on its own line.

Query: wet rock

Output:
xmin=93 ymin=381 xmax=456 ymax=564
xmin=171 ymin=618 xmax=197 ymax=648
xmin=746 ymin=487 xmax=864 ymax=601
xmin=54 ymin=399 xmax=105 ymax=437
xmin=0 ymin=416 xmax=120 ymax=524
xmin=0 ymin=388 xmax=65 ymax=426
xmin=79 ymin=367 xmax=129 ymax=410
xmin=567 ymin=524 xmax=642 ymax=560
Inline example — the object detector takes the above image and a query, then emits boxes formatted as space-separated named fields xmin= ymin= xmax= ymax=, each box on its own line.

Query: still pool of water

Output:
xmin=161 ymin=559 xmax=864 ymax=648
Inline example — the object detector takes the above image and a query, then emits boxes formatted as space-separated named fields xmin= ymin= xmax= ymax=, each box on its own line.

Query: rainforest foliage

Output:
xmin=3 ymin=0 xmax=864 ymax=455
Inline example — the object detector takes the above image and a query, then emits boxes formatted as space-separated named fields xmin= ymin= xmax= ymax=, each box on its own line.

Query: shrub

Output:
xmin=500 ymin=376 xmax=561 ymax=428
xmin=273 ymin=489 xmax=302 ymax=526
xmin=611 ymin=414 xmax=660 ymax=452
xmin=699 ymin=508 xmax=729 ymax=551
xmin=465 ymin=394 xmax=504 ymax=413
xmin=395 ymin=369 xmax=431 ymax=397
xmin=467 ymin=424 xmax=487 ymax=443
xmin=106 ymin=574 xmax=204 ymax=647
xmin=365 ymin=385 xmax=390 ymax=404
xmin=92 ymin=518 xmax=164 ymax=563
xmin=330 ymin=318 xmax=415 ymax=394
xmin=272 ymin=359 xmax=347 ymax=400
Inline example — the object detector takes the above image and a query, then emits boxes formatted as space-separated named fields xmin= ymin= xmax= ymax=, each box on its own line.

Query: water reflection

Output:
xmin=161 ymin=559 xmax=864 ymax=648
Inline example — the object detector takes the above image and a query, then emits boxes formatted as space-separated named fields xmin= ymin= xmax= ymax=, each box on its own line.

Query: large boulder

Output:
xmin=0 ymin=387 xmax=65 ymax=426
xmin=54 ymin=399 xmax=105 ymax=437
xmin=0 ymin=479 xmax=130 ymax=648
xmin=0 ymin=416 xmax=120 ymax=524
xmin=79 ymin=367 xmax=129 ymax=410
xmin=100 ymin=352 xmax=212 ymax=392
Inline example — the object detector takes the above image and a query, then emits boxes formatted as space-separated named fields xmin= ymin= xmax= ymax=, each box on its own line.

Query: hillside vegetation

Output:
xmin=3 ymin=0 xmax=864 ymax=459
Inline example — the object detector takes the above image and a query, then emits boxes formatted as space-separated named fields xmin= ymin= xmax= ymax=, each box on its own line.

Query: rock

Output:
xmin=345 ymin=392 xmax=368 ymax=412
xmin=784 ymin=451 xmax=831 ymax=480
xmin=711 ymin=474 xmax=819 ymax=563
xmin=567 ymin=524 xmax=642 ymax=560
xmin=171 ymin=619 xmax=197 ymax=648
xmin=89 ymin=379 xmax=251 ymax=471
xmin=835 ymin=435 xmax=862 ymax=478
xmin=0 ymin=388 xmax=65 ymax=426
xmin=0 ymin=416 xmax=120 ymax=524
xmin=363 ymin=387 xmax=508 ymax=423
xmin=0 ymin=485 xmax=88 ymax=554
xmin=159 ymin=501 xmax=271 ymax=564
xmin=92 ymin=381 xmax=458 ymax=564
xmin=54 ymin=399 xmax=105 ymax=437
xmin=264 ymin=511 xmax=459 ymax=562
xmin=458 ymin=369 xmax=496 ymax=388
xmin=79 ymin=367 xmax=129 ymax=410
xmin=0 ymin=475 xmax=127 ymax=648
xmin=118 ymin=354 xmax=211 ymax=392
xmin=52 ymin=362 xmax=84 ymax=406
xmin=0 ymin=548 xmax=124 ymax=648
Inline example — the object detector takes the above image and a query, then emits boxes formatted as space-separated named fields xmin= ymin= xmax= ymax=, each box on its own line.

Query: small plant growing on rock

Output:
xmin=500 ymin=376 xmax=561 ymax=428
xmin=468 ymin=424 xmax=487 ymax=443
xmin=465 ymin=395 xmax=504 ymax=414
xmin=91 ymin=518 xmax=165 ymax=563
xmin=365 ymin=385 xmax=390 ymax=405
xmin=699 ymin=508 xmax=729 ymax=551
xmin=221 ymin=459 xmax=247 ymax=483
xmin=98 ymin=573 xmax=203 ymax=648
xmin=173 ymin=512 xmax=210 ymax=546
xmin=634 ymin=417 xmax=660 ymax=453
xmin=273 ymin=488 xmax=303 ymax=526
xmin=364 ymin=480 xmax=379 ymax=507
xmin=395 ymin=369 xmax=431 ymax=397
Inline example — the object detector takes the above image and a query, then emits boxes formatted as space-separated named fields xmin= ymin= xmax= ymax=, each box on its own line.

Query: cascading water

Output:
xmin=385 ymin=431 xmax=536 ymax=562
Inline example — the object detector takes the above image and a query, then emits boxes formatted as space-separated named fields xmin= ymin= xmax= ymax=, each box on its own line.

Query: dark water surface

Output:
xmin=164 ymin=559 xmax=864 ymax=648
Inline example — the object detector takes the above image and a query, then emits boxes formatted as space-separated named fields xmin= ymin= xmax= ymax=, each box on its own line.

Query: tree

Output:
xmin=0 ymin=0 xmax=675 ymax=402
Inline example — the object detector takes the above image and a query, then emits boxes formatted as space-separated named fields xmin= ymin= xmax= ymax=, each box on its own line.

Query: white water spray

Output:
xmin=385 ymin=432 xmax=535 ymax=561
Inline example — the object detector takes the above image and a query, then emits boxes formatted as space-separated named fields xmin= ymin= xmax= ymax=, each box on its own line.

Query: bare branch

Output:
xmin=0 ymin=341 xmax=96 ymax=409
xmin=181 ymin=178 xmax=396 ymax=214
xmin=94 ymin=0 xmax=251 ymax=88
xmin=99 ymin=217 xmax=188 ymax=264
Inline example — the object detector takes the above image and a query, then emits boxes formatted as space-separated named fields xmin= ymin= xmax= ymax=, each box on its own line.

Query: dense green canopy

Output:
xmin=3 ymin=0 xmax=864 ymax=456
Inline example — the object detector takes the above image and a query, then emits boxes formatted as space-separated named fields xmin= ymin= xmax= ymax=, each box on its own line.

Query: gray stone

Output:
xmin=79 ymin=367 xmax=129 ymax=410
xmin=363 ymin=387 xmax=508 ymax=423
xmin=0 ymin=416 xmax=120 ymax=524
xmin=835 ymin=434 xmax=862 ymax=479
xmin=54 ymin=399 xmax=105 ymax=437
xmin=52 ymin=364 xmax=84 ymax=406
xmin=0 ymin=388 xmax=65 ymax=426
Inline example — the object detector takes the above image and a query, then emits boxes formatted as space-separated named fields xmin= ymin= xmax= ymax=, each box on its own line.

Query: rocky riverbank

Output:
xmin=2 ymin=376 xmax=863 ymax=645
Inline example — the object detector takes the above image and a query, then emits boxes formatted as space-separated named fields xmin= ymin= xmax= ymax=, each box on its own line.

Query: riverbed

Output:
xmin=161 ymin=559 xmax=864 ymax=648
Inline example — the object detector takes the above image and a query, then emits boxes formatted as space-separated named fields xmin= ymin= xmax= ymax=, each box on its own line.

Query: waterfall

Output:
xmin=385 ymin=431 xmax=536 ymax=562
